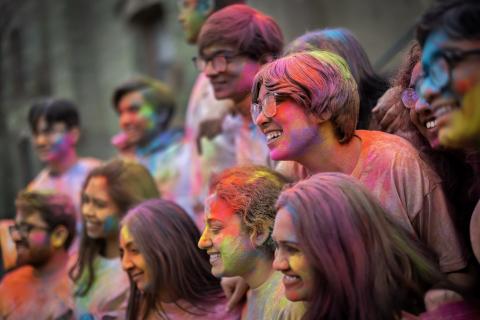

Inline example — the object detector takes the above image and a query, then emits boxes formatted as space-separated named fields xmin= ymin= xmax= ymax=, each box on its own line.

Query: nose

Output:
xmin=198 ymin=228 xmax=212 ymax=250
xmin=81 ymin=202 xmax=94 ymax=219
xmin=254 ymin=109 xmax=270 ymax=129
xmin=9 ymin=228 xmax=22 ymax=242
xmin=414 ymin=96 xmax=431 ymax=115
xmin=34 ymin=133 xmax=48 ymax=147
xmin=121 ymin=252 xmax=134 ymax=271
xmin=272 ymin=248 xmax=289 ymax=272
xmin=204 ymin=60 xmax=220 ymax=78
xmin=419 ymin=77 xmax=441 ymax=105
xmin=119 ymin=111 xmax=134 ymax=130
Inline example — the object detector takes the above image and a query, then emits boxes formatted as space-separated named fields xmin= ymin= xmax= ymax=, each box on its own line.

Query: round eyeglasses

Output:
xmin=251 ymin=92 xmax=281 ymax=123
xmin=416 ymin=48 xmax=480 ymax=94
xmin=192 ymin=53 xmax=241 ymax=73
xmin=8 ymin=223 xmax=50 ymax=237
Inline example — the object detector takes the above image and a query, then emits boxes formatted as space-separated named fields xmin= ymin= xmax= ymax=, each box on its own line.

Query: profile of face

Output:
xmin=272 ymin=207 xmax=313 ymax=301
xmin=33 ymin=117 xmax=77 ymax=164
xmin=254 ymin=84 xmax=322 ymax=161
xmin=10 ymin=210 xmax=53 ymax=267
xmin=177 ymin=0 xmax=209 ymax=44
xmin=117 ymin=90 xmax=158 ymax=147
xmin=81 ymin=176 xmax=120 ymax=239
xmin=407 ymin=63 xmax=444 ymax=149
xmin=119 ymin=225 xmax=150 ymax=292
xmin=201 ymin=44 xmax=263 ymax=106
xmin=198 ymin=193 xmax=258 ymax=278
xmin=418 ymin=30 xmax=480 ymax=149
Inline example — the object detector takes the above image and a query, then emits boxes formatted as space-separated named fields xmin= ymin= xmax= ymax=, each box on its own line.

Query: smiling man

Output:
xmin=198 ymin=166 xmax=304 ymax=319
xmin=27 ymin=98 xmax=100 ymax=231
xmin=196 ymin=4 xmax=283 ymax=167
xmin=0 ymin=191 xmax=76 ymax=319
xmin=252 ymin=50 xmax=469 ymax=287
xmin=112 ymin=77 xmax=196 ymax=215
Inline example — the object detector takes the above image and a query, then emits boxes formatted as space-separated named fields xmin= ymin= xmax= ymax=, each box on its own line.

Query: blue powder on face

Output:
xmin=103 ymin=215 xmax=120 ymax=234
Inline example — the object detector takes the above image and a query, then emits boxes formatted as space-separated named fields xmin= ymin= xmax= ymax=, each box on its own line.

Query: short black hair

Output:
xmin=15 ymin=190 xmax=77 ymax=250
xmin=416 ymin=0 xmax=480 ymax=47
xmin=28 ymin=98 xmax=80 ymax=134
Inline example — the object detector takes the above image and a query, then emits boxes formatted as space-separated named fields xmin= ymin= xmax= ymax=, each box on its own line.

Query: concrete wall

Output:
xmin=0 ymin=0 xmax=433 ymax=217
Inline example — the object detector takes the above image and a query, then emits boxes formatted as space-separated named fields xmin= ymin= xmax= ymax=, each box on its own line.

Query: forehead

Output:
xmin=15 ymin=210 xmax=46 ymax=226
xmin=84 ymin=176 xmax=109 ymax=195
xmin=205 ymin=193 xmax=236 ymax=221
xmin=178 ymin=0 xmax=196 ymax=8
xmin=118 ymin=91 xmax=145 ymax=109
xmin=120 ymin=225 xmax=134 ymax=246
xmin=35 ymin=116 xmax=67 ymax=132
xmin=272 ymin=207 xmax=297 ymax=242
xmin=201 ymin=44 xmax=237 ymax=58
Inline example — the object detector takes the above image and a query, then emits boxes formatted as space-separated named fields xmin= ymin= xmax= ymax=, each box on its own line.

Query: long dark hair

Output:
xmin=69 ymin=159 xmax=159 ymax=296
xmin=276 ymin=172 xmax=446 ymax=320
xmin=122 ymin=199 xmax=224 ymax=320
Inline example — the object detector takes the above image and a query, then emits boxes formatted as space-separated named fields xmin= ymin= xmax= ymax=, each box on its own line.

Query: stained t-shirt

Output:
xmin=277 ymin=130 xmax=467 ymax=273
xmin=73 ymin=255 xmax=129 ymax=319
xmin=0 ymin=265 xmax=73 ymax=319
xmin=242 ymin=271 xmax=305 ymax=320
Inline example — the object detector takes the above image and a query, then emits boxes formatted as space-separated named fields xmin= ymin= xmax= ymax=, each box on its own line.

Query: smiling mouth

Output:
xmin=265 ymin=130 xmax=283 ymax=143
xmin=209 ymin=253 xmax=221 ymax=265
xmin=283 ymin=274 xmax=302 ymax=286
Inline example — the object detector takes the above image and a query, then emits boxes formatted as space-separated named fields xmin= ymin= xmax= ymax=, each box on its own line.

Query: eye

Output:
xmin=119 ymin=248 xmax=124 ymax=258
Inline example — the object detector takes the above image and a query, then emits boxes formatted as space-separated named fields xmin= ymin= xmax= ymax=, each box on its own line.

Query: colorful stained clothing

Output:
xmin=73 ymin=255 xmax=129 ymax=319
xmin=28 ymin=157 xmax=101 ymax=223
xmin=222 ymin=113 xmax=273 ymax=167
xmin=183 ymin=73 xmax=236 ymax=224
xmin=242 ymin=271 xmax=305 ymax=320
xmin=0 ymin=265 xmax=73 ymax=319
xmin=143 ymin=296 xmax=241 ymax=320
xmin=277 ymin=130 xmax=467 ymax=273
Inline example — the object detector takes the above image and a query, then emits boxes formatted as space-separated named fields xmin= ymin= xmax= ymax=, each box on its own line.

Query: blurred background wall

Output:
xmin=0 ymin=0 xmax=433 ymax=217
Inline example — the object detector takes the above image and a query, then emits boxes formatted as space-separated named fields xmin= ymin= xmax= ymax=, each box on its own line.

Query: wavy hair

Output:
xmin=70 ymin=158 xmax=159 ymax=296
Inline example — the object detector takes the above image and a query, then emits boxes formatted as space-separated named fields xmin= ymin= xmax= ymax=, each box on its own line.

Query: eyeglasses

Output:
xmin=8 ymin=223 xmax=50 ymax=237
xmin=401 ymin=87 xmax=418 ymax=109
xmin=192 ymin=52 xmax=241 ymax=72
xmin=416 ymin=48 xmax=480 ymax=94
xmin=251 ymin=92 xmax=282 ymax=122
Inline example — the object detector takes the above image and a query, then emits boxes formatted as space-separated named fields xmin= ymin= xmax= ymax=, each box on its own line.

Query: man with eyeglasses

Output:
xmin=0 ymin=191 xmax=76 ymax=319
xmin=195 ymin=4 xmax=283 ymax=167
xmin=27 ymin=98 xmax=100 ymax=234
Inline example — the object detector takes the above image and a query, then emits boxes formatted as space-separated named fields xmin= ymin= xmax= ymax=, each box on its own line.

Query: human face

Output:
xmin=33 ymin=117 xmax=75 ymax=164
xmin=177 ymin=0 xmax=208 ymax=44
xmin=198 ymin=194 xmax=257 ymax=278
xmin=254 ymin=85 xmax=321 ymax=161
xmin=418 ymin=30 xmax=480 ymax=149
xmin=117 ymin=91 xmax=157 ymax=147
xmin=10 ymin=211 xmax=52 ymax=267
xmin=81 ymin=176 xmax=120 ymax=239
xmin=407 ymin=63 xmax=443 ymax=149
xmin=201 ymin=44 xmax=262 ymax=104
xmin=119 ymin=225 xmax=150 ymax=292
xmin=272 ymin=207 xmax=313 ymax=301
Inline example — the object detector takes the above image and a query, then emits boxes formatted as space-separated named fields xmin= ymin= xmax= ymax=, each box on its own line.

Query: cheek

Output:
xmin=102 ymin=214 xmax=120 ymax=234
xmin=29 ymin=233 xmax=49 ymax=246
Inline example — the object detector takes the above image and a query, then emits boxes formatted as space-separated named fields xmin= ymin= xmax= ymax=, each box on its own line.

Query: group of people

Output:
xmin=1 ymin=0 xmax=480 ymax=319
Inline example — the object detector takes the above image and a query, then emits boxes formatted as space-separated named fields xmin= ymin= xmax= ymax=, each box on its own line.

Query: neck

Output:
xmin=299 ymin=124 xmax=361 ymax=176
xmin=48 ymin=150 xmax=78 ymax=175
xmin=34 ymin=249 xmax=68 ymax=278
xmin=103 ymin=233 xmax=120 ymax=259
xmin=242 ymin=252 xmax=275 ymax=290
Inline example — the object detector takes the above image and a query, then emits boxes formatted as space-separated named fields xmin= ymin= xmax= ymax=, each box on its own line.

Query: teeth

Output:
xmin=266 ymin=131 xmax=282 ymax=141
xmin=283 ymin=275 xmax=300 ymax=285
xmin=209 ymin=253 xmax=221 ymax=263
xmin=426 ymin=120 xmax=437 ymax=129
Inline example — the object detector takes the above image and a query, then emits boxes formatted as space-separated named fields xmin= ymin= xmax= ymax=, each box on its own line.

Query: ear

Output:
xmin=197 ymin=0 xmax=215 ymax=16
xmin=50 ymin=225 xmax=68 ymax=249
xmin=309 ymin=109 xmax=331 ymax=125
xmin=68 ymin=127 xmax=80 ymax=145
xmin=252 ymin=224 xmax=270 ymax=247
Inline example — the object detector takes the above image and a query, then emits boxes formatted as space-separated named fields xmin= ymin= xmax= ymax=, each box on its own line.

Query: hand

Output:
xmin=372 ymin=86 xmax=408 ymax=134
xmin=196 ymin=118 xmax=224 ymax=155
xmin=221 ymin=276 xmax=248 ymax=311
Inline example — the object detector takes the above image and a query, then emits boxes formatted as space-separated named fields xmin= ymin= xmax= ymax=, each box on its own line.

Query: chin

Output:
xmin=284 ymin=289 xmax=307 ymax=302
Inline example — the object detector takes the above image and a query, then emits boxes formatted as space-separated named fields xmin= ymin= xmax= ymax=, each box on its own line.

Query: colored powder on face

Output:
xmin=103 ymin=215 xmax=120 ymax=235
xmin=120 ymin=225 xmax=133 ymax=244
xmin=138 ymin=103 xmax=157 ymax=130
xmin=219 ymin=234 xmax=256 ymax=275
xmin=29 ymin=232 xmax=48 ymax=246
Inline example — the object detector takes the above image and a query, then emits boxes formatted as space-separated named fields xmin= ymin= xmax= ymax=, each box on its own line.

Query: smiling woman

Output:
xmin=69 ymin=158 xmax=159 ymax=319
xmin=120 ymin=199 xmax=239 ymax=320
xmin=274 ymin=172 xmax=448 ymax=320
